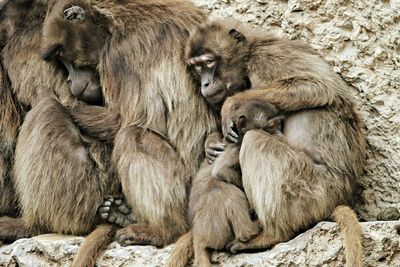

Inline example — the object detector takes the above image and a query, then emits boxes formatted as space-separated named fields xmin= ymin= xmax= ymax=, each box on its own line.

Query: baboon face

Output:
xmin=186 ymin=25 xmax=250 ymax=105
xmin=41 ymin=0 xmax=108 ymax=68
xmin=234 ymin=101 xmax=282 ymax=138
xmin=41 ymin=0 xmax=107 ymax=104
xmin=60 ymin=59 xmax=103 ymax=104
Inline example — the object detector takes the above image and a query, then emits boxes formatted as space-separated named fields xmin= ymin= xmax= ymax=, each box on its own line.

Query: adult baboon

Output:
xmin=0 ymin=0 xmax=118 ymax=243
xmin=41 ymin=0 xmax=216 ymax=245
xmin=169 ymin=20 xmax=365 ymax=267
xmin=2 ymin=0 xmax=218 ymax=265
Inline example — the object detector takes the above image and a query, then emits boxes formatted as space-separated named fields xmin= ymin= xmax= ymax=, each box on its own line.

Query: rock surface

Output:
xmin=1 ymin=221 xmax=399 ymax=266
xmin=194 ymin=0 xmax=400 ymax=221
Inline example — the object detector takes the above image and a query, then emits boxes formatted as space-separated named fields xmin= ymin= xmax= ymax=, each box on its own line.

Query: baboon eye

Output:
xmin=195 ymin=65 xmax=202 ymax=73
xmin=206 ymin=61 xmax=216 ymax=69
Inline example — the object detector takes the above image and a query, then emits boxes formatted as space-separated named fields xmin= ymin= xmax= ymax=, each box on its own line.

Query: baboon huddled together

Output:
xmin=0 ymin=1 xmax=365 ymax=267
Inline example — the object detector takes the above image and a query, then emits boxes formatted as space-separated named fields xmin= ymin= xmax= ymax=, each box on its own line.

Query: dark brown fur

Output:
xmin=0 ymin=60 xmax=21 ymax=217
xmin=0 ymin=0 xmax=118 ymax=243
xmin=40 ymin=0 xmax=217 ymax=265
xmin=169 ymin=19 xmax=365 ymax=267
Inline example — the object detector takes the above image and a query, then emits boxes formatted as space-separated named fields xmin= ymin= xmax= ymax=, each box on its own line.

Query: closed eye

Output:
xmin=194 ymin=65 xmax=202 ymax=73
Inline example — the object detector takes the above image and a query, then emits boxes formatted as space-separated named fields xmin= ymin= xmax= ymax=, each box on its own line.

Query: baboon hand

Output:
xmin=205 ymin=132 xmax=226 ymax=163
xmin=222 ymin=114 xmax=240 ymax=143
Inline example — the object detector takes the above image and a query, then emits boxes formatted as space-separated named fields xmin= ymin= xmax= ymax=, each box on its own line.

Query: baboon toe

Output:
xmin=116 ymin=227 xmax=139 ymax=246
xmin=98 ymin=196 xmax=136 ymax=227
xmin=226 ymin=240 xmax=245 ymax=254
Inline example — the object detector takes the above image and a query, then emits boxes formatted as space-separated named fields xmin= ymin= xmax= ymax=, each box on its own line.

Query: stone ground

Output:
xmin=1 ymin=221 xmax=399 ymax=266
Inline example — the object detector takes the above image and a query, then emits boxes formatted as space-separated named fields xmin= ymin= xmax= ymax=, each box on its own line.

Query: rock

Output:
xmin=1 ymin=221 xmax=399 ymax=266
xmin=377 ymin=208 xmax=400 ymax=221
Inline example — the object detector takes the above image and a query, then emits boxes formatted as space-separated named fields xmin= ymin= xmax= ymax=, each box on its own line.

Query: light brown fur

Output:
xmin=40 ymin=0 xmax=218 ymax=265
xmin=169 ymin=19 xmax=365 ymax=267
xmin=189 ymin=103 xmax=281 ymax=267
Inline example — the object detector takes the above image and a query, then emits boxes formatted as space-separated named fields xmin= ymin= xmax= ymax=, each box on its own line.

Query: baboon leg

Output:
xmin=13 ymin=96 xmax=116 ymax=235
xmin=228 ymin=129 xmax=339 ymax=253
xmin=98 ymin=196 xmax=136 ymax=227
xmin=0 ymin=217 xmax=33 ymax=242
xmin=228 ymin=190 xmax=260 ymax=243
xmin=113 ymin=126 xmax=189 ymax=246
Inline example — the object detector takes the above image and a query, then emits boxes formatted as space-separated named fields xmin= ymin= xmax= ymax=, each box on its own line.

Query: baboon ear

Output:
xmin=229 ymin=29 xmax=246 ymax=43
xmin=64 ymin=6 xmax=85 ymax=22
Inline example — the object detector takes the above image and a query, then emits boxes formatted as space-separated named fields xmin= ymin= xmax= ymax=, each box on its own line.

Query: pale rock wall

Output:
xmin=193 ymin=0 xmax=400 ymax=220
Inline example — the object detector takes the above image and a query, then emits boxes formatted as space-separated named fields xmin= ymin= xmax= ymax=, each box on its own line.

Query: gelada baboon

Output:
xmin=0 ymin=0 xmax=118 ymax=245
xmin=169 ymin=20 xmax=365 ymax=267
xmin=43 ymin=0 xmax=215 ymax=265
xmin=188 ymin=101 xmax=283 ymax=267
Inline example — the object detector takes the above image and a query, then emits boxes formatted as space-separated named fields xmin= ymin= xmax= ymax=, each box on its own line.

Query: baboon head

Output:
xmin=41 ymin=0 xmax=109 ymax=104
xmin=186 ymin=22 xmax=251 ymax=105
xmin=234 ymin=101 xmax=283 ymax=139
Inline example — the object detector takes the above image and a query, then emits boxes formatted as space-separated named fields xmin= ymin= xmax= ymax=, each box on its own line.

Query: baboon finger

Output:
xmin=206 ymin=148 xmax=224 ymax=157
xmin=117 ymin=205 xmax=131 ymax=215
xmin=209 ymin=142 xmax=226 ymax=151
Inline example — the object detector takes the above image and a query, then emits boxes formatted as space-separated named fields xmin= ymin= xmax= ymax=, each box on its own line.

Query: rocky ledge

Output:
xmin=1 ymin=221 xmax=399 ymax=267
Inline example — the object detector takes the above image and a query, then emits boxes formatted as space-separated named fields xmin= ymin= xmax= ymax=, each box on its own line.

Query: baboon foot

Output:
xmin=225 ymin=239 xmax=247 ymax=254
xmin=98 ymin=196 xmax=136 ymax=227
xmin=116 ymin=224 xmax=163 ymax=247
xmin=236 ymin=220 xmax=261 ymax=243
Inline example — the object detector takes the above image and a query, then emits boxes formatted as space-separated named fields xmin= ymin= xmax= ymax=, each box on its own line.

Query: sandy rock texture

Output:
xmin=193 ymin=0 xmax=400 ymax=220
xmin=1 ymin=221 xmax=399 ymax=266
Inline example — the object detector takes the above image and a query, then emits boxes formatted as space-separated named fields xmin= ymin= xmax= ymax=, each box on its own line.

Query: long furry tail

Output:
xmin=331 ymin=205 xmax=363 ymax=267
xmin=167 ymin=231 xmax=194 ymax=267
xmin=72 ymin=224 xmax=117 ymax=267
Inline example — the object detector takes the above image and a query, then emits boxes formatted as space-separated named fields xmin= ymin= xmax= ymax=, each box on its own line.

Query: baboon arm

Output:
xmin=222 ymin=78 xmax=336 ymax=114
xmin=68 ymin=105 xmax=121 ymax=143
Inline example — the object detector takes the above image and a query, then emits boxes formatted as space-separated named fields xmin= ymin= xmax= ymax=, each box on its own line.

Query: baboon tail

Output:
xmin=167 ymin=231 xmax=194 ymax=267
xmin=72 ymin=224 xmax=117 ymax=267
xmin=331 ymin=205 xmax=362 ymax=267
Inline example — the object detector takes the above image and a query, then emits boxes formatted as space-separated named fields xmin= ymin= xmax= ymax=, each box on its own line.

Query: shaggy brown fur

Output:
xmin=169 ymin=19 xmax=365 ymax=267
xmin=0 ymin=0 xmax=118 ymax=243
xmin=0 ymin=60 xmax=21 ymax=217
xmin=40 ymin=0 xmax=217 ymax=265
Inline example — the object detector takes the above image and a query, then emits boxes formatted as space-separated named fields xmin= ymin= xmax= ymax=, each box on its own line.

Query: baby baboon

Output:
xmin=170 ymin=19 xmax=365 ymax=267
xmin=189 ymin=101 xmax=283 ymax=267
